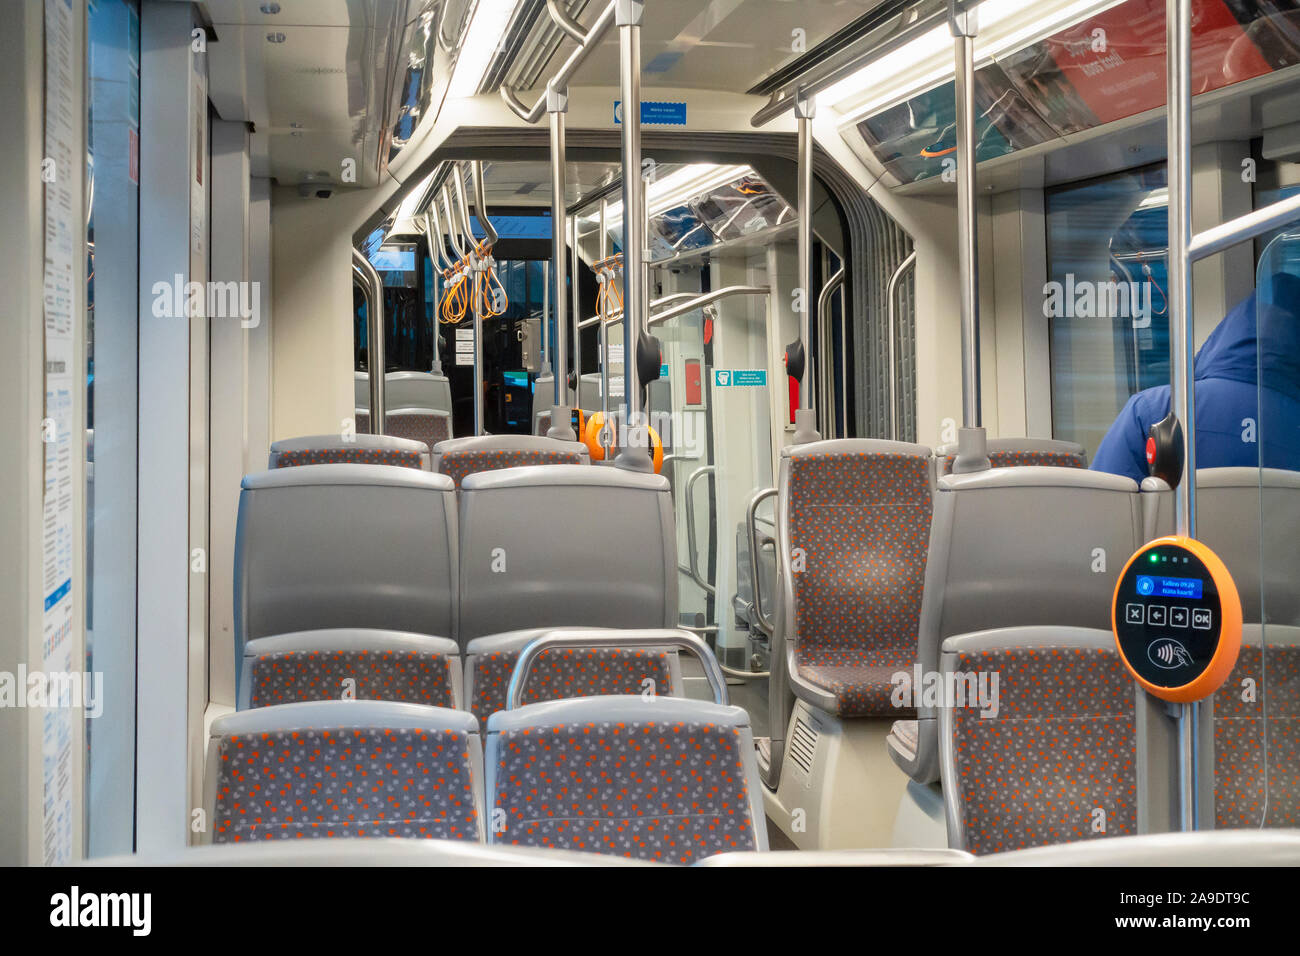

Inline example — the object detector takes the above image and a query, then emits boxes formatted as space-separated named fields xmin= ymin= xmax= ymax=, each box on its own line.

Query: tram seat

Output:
xmin=204 ymin=700 xmax=484 ymax=844
xmin=463 ymin=627 xmax=684 ymax=724
xmin=457 ymin=464 xmax=676 ymax=644
xmin=485 ymin=696 xmax=767 ymax=862
xmin=239 ymin=629 xmax=462 ymax=711
xmin=969 ymin=829 xmax=1300 ymax=866
xmin=268 ymin=433 xmax=430 ymax=470
xmin=1143 ymin=468 xmax=1300 ymax=830
xmin=233 ymin=465 xmax=458 ymax=696
xmin=1214 ymin=625 xmax=1300 ymax=828
xmin=935 ymin=437 xmax=1087 ymax=475
xmin=431 ymin=434 xmax=589 ymax=488
xmin=890 ymin=467 xmax=1142 ymax=783
xmin=384 ymin=408 xmax=454 ymax=448
xmin=939 ymin=626 xmax=1137 ymax=855
xmin=777 ymin=440 xmax=935 ymax=719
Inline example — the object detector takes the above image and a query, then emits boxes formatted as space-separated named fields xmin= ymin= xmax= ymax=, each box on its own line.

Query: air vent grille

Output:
xmin=789 ymin=713 xmax=818 ymax=777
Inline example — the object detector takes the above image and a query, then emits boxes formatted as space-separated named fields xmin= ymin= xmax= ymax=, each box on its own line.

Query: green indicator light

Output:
xmin=1150 ymin=554 xmax=1159 ymax=562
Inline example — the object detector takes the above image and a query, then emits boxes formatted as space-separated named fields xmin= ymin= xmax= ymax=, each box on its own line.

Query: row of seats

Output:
xmin=234 ymin=462 xmax=677 ymax=694
xmin=240 ymin=626 xmax=682 ymax=724
xmin=267 ymin=433 xmax=591 ymax=487
xmin=772 ymin=436 xmax=1298 ymax=854
xmin=208 ymin=632 xmax=769 ymax=862
xmin=355 ymin=370 xmax=455 ymax=447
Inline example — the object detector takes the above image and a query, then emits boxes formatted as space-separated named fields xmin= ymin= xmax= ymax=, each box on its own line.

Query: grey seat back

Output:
xmin=777 ymin=439 xmax=935 ymax=718
xmin=485 ymin=696 xmax=767 ymax=862
xmin=457 ymin=465 xmax=676 ymax=644
xmin=893 ymin=467 xmax=1142 ymax=783
xmin=431 ymin=434 xmax=589 ymax=489
xmin=939 ymin=627 xmax=1136 ymax=855
xmin=239 ymin=628 xmax=462 ymax=711
xmin=269 ymin=433 xmax=429 ymax=470
xmin=935 ymin=437 xmax=1087 ymax=476
xmin=356 ymin=371 xmax=453 ymax=414
xmin=234 ymin=465 xmax=458 ymax=675
xmin=204 ymin=700 xmax=483 ymax=844
xmin=1142 ymin=467 xmax=1300 ymax=625
xmin=385 ymin=371 xmax=453 ymax=414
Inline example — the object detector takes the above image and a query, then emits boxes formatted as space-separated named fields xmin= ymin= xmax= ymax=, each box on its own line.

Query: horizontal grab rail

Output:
xmin=648 ymin=285 xmax=770 ymax=326
xmin=499 ymin=0 xmax=618 ymax=124
xmin=506 ymin=629 xmax=729 ymax=708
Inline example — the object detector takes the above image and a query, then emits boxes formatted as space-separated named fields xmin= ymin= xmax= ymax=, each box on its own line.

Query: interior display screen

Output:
xmin=1135 ymin=575 xmax=1205 ymax=599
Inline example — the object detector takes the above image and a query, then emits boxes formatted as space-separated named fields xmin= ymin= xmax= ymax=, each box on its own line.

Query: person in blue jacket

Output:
xmin=1091 ymin=273 xmax=1300 ymax=482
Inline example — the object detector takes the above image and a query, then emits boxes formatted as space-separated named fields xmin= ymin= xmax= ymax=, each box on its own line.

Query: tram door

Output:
xmin=651 ymin=249 xmax=792 ymax=723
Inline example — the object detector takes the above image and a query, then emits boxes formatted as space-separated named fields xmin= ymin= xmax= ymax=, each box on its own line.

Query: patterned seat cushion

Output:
xmin=949 ymin=645 xmax=1136 ymax=856
xmin=492 ymin=718 xmax=758 ymax=863
xmin=1214 ymin=642 xmax=1300 ymax=829
xmin=274 ymin=447 xmax=423 ymax=469
xmin=439 ymin=449 xmax=584 ymax=488
xmin=385 ymin=413 xmax=451 ymax=449
xmin=788 ymin=452 xmax=931 ymax=717
xmin=249 ymin=649 xmax=455 ymax=709
xmin=939 ymin=449 xmax=1086 ymax=476
xmin=469 ymin=647 xmax=674 ymax=723
xmin=212 ymin=726 xmax=477 ymax=843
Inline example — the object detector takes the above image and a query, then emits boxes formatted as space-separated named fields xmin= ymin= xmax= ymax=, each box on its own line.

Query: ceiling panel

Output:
xmin=513 ymin=0 xmax=879 ymax=94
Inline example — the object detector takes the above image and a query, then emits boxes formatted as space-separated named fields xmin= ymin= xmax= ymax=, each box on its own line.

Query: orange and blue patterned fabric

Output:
xmin=492 ymin=718 xmax=757 ymax=863
xmin=440 ymin=449 xmax=583 ymax=488
xmin=939 ymin=449 xmax=1086 ymax=476
xmin=385 ymin=413 xmax=451 ymax=449
xmin=789 ymin=452 xmax=931 ymax=717
xmin=275 ymin=447 xmax=423 ymax=469
xmin=212 ymin=726 xmax=477 ymax=843
xmin=949 ymin=645 xmax=1136 ymax=855
xmin=470 ymin=647 xmax=674 ymax=724
xmin=249 ymin=649 xmax=455 ymax=709
xmin=1213 ymin=642 xmax=1299 ymax=828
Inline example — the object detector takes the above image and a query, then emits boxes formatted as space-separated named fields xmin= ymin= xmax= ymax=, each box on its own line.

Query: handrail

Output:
xmin=546 ymin=0 xmax=586 ymax=42
xmin=647 ymin=285 xmax=770 ymax=326
xmin=817 ymin=267 xmax=844 ymax=437
xmin=1188 ymin=191 xmax=1300 ymax=263
xmin=499 ymin=0 xmax=618 ymax=124
xmin=506 ymin=629 xmax=729 ymax=708
xmin=352 ymin=248 xmax=386 ymax=433
xmin=684 ymin=465 xmax=716 ymax=597
xmin=749 ymin=0 xmax=952 ymax=128
xmin=440 ymin=184 xmax=467 ymax=259
xmin=470 ymin=160 xmax=498 ymax=246
xmin=424 ymin=208 xmax=453 ymax=272
xmin=886 ymin=251 xmax=917 ymax=440
xmin=745 ymin=487 xmax=778 ymax=638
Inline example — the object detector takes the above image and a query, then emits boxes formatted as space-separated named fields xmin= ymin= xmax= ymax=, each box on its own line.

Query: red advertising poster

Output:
xmin=1002 ymin=0 xmax=1274 ymax=131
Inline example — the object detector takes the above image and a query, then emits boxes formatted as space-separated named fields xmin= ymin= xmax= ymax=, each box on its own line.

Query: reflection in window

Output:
xmin=1047 ymin=164 xmax=1170 ymax=457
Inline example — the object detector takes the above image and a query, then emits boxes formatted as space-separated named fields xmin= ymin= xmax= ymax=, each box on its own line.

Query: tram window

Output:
xmin=1046 ymin=164 xmax=1171 ymax=458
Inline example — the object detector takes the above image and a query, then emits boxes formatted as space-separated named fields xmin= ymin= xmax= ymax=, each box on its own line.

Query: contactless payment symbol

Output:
xmin=1148 ymin=638 xmax=1193 ymax=670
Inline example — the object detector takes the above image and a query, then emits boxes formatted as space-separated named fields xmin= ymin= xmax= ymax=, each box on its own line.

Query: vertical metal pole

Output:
xmin=599 ymin=201 xmax=611 ymax=451
xmin=422 ymin=209 xmax=444 ymax=374
xmin=353 ymin=248 xmax=386 ymax=434
xmin=615 ymin=0 xmax=651 ymax=470
xmin=570 ymin=214 xmax=582 ymax=395
xmin=547 ymin=84 xmax=576 ymax=439
xmin=792 ymin=93 xmax=821 ymax=445
xmin=453 ymin=167 xmax=484 ymax=436
xmin=1166 ymin=0 xmax=1197 ymax=832
xmin=951 ymin=3 xmax=981 ymax=430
